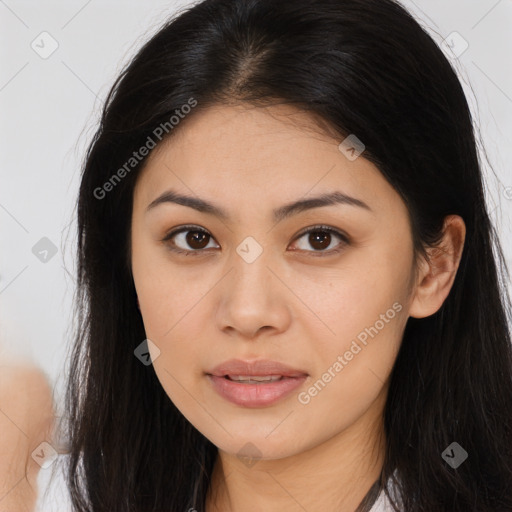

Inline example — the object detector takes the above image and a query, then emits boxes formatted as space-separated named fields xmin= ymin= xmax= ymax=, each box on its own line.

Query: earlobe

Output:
xmin=409 ymin=215 xmax=466 ymax=319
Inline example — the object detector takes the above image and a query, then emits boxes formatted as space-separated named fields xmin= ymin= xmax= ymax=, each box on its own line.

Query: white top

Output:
xmin=35 ymin=455 xmax=399 ymax=511
xmin=35 ymin=455 xmax=73 ymax=512
xmin=369 ymin=488 xmax=399 ymax=512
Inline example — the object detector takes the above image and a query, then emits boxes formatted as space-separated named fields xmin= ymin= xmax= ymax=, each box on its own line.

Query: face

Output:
xmin=130 ymin=102 xmax=415 ymax=460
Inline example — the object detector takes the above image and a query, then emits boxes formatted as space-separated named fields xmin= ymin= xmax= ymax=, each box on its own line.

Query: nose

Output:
xmin=215 ymin=250 xmax=292 ymax=340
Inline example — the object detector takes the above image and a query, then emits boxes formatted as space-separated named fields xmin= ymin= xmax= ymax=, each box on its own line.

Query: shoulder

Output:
xmin=0 ymin=359 xmax=55 ymax=511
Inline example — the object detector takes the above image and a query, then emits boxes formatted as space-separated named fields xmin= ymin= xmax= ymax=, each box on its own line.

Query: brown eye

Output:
xmin=162 ymin=224 xmax=348 ymax=257
xmin=291 ymin=225 xmax=349 ymax=256
xmin=162 ymin=225 xmax=218 ymax=255
xmin=308 ymin=230 xmax=332 ymax=250
xmin=185 ymin=230 xmax=210 ymax=249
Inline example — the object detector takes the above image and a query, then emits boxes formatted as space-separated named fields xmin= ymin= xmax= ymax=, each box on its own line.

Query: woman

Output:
xmin=63 ymin=0 xmax=512 ymax=510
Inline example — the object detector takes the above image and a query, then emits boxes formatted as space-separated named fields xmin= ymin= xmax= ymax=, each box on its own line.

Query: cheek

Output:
xmin=297 ymin=248 xmax=410 ymax=402
xmin=306 ymin=253 xmax=408 ymax=343
xmin=133 ymin=265 xmax=217 ymax=415
xmin=132 ymin=233 xmax=208 ymax=339
xmin=136 ymin=264 xmax=209 ymax=415
xmin=138 ymin=274 xmax=211 ymax=354
xmin=293 ymin=268 xmax=407 ymax=435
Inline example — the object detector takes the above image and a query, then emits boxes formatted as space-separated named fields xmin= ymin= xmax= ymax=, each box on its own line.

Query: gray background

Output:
xmin=1 ymin=0 xmax=511 ymax=414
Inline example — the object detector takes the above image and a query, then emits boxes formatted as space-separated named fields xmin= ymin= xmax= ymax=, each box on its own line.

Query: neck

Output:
xmin=205 ymin=387 xmax=387 ymax=512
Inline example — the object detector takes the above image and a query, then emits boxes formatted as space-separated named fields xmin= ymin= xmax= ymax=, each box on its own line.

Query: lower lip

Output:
xmin=207 ymin=374 xmax=308 ymax=407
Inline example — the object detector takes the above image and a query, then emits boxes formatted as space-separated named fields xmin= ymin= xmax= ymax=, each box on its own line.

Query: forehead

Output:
xmin=143 ymin=102 xmax=343 ymax=178
xmin=133 ymin=103 xmax=402 ymax=221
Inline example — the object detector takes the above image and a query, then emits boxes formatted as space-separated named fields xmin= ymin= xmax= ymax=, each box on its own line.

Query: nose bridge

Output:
xmin=215 ymin=233 xmax=290 ymax=336
xmin=230 ymin=234 xmax=275 ymax=299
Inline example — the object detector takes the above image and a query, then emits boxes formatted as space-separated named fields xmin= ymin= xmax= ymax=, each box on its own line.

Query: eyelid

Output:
xmin=292 ymin=224 xmax=348 ymax=242
xmin=161 ymin=224 xmax=349 ymax=256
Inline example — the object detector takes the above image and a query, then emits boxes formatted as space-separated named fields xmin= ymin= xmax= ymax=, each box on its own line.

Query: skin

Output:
xmin=130 ymin=102 xmax=466 ymax=512
xmin=0 ymin=358 xmax=55 ymax=512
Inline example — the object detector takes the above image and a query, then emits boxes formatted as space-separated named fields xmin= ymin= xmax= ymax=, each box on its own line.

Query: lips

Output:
xmin=206 ymin=359 xmax=309 ymax=407
xmin=226 ymin=375 xmax=283 ymax=383
xmin=208 ymin=358 xmax=308 ymax=378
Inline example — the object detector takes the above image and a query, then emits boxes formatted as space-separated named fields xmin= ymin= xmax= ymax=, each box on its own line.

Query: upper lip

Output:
xmin=208 ymin=358 xmax=308 ymax=378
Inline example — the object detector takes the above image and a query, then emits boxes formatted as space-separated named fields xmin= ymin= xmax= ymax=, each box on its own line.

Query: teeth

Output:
xmin=227 ymin=375 xmax=283 ymax=383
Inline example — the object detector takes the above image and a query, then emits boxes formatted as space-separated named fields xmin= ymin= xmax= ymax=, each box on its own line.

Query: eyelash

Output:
xmin=160 ymin=224 xmax=349 ymax=258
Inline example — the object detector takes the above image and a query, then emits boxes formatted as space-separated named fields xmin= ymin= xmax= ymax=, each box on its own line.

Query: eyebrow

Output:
xmin=145 ymin=189 xmax=372 ymax=222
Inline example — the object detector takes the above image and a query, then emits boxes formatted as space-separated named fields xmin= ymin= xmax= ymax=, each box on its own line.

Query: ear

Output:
xmin=409 ymin=215 xmax=466 ymax=319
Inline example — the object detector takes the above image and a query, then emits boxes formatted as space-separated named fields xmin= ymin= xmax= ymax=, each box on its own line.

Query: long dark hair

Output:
xmin=65 ymin=0 xmax=512 ymax=510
